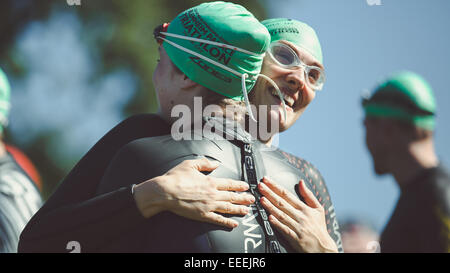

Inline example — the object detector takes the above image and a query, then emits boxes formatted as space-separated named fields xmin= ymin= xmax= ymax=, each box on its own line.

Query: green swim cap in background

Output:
xmin=163 ymin=1 xmax=270 ymax=100
xmin=0 ymin=68 xmax=11 ymax=133
xmin=362 ymin=71 xmax=436 ymax=131
xmin=262 ymin=18 xmax=323 ymax=64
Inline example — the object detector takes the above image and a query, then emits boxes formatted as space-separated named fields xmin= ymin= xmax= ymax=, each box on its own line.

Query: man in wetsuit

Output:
xmin=19 ymin=7 xmax=340 ymax=252
xmin=362 ymin=71 xmax=450 ymax=252
xmin=0 ymin=68 xmax=42 ymax=252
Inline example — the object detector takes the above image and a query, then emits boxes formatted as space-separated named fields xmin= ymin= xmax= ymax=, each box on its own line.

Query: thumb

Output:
xmin=190 ymin=157 xmax=220 ymax=172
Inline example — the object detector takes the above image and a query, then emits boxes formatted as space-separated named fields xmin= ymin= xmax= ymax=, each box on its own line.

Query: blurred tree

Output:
xmin=0 ymin=0 xmax=267 ymax=199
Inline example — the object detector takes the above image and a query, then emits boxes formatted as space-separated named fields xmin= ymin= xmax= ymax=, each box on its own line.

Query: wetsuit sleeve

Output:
xmin=307 ymin=164 xmax=343 ymax=253
xmin=279 ymin=151 xmax=344 ymax=252
xmin=18 ymin=185 xmax=145 ymax=253
xmin=18 ymin=114 xmax=168 ymax=253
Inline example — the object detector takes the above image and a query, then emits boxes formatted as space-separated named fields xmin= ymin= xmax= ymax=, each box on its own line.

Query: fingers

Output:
xmin=188 ymin=158 xmax=250 ymax=192
xmin=261 ymin=177 xmax=306 ymax=210
xmin=213 ymin=201 xmax=250 ymax=216
xmin=214 ymin=178 xmax=249 ymax=192
xmin=188 ymin=157 xmax=220 ymax=172
xmin=260 ymin=195 xmax=301 ymax=232
xmin=258 ymin=182 xmax=301 ymax=223
xmin=216 ymin=191 xmax=255 ymax=205
xmin=267 ymin=214 xmax=300 ymax=243
xmin=298 ymin=180 xmax=321 ymax=209
xmin=203 ymin=212 xmax=239 ymax=229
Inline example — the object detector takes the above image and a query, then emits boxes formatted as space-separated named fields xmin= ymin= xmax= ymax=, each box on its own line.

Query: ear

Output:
xmin=179 ymin=74 xmax=198 ymax=90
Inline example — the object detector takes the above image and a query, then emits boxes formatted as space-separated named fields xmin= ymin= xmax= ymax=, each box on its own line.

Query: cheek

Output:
xmin=153 ymin=65 xmax=162 ymax=91
xmin=301 ymin=86 xmax=316 ymax=108
xmin=250 ymin=80 xmax=265 ymax=106
xmin=366 ymin=131 xmax=385 ymax=157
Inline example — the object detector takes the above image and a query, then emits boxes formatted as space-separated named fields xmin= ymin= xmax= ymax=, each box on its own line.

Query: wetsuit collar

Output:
xmin=203 ymin=116 xmax=255 ymax=144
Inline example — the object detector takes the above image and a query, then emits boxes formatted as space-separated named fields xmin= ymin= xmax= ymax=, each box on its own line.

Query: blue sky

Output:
xmin=267 ymin=0 xmax=450 ymax=232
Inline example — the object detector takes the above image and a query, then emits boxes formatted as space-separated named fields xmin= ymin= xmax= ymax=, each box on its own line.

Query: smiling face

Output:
xmin=250 ymin=40 xmax=324 ymax=132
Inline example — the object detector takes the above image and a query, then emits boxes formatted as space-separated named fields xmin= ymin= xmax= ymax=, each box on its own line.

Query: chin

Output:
xmin=278 ymin=121 xmax=290 ymax=132
xmin=281 ymin=111 xmax=301 ymax=132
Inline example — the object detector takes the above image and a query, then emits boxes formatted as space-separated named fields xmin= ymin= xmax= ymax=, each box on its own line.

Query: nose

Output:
xmin=285 ymin=68 xmax=306 ymax=92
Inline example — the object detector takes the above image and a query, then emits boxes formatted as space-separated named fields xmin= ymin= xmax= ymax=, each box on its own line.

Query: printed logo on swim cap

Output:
xmin=162 ymin=1 xmax=270 ymax=100
xmin=262 ymin=18 xmax=323 ymax=64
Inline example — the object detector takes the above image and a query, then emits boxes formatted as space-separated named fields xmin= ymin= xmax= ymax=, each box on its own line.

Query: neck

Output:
xmin=391 ymin=138 xmax=439 ymax=188
xmin=244 ymin=115 xmax=277 ymax=147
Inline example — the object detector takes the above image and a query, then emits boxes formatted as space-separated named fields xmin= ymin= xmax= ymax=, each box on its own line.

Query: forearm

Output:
xmin=18 ymin=186 xmax=145 ymax=253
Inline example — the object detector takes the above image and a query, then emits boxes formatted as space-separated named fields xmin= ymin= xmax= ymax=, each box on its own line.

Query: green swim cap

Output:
xmin=362 ymin=71 xmax=436 ymax=130
xmin=0 ymin=68 xmax=11 ymax=133
xmin=262 ymin=18 xmax=323 ymax=64
xmin=162 ymin=1 xmax=270 ymax=100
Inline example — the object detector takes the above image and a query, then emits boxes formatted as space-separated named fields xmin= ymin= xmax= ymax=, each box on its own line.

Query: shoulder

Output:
xmin=112 ymin=114 xmax=170 ymax=136
xmin=0 ymin=155 xmax=42 ymax=224
xmin=429 ymin=165 xmax=450 ymax=214
xmin=113 ymin=135 xmax=175 ymax=163
xmin=413 ymin=165 xmax=450 ymax=211
xmin=0 ymin=154 xmax=38 ymax=191
xmin=114 ymin=133 xmax=228 ymax=167
xmin=272 ymin=148 xmax=332 ymax=208
xmin=276 ymin=149 xmax=325 ymax=183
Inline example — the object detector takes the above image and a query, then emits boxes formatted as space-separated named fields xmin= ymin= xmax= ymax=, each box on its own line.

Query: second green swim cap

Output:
xmin=162 ymin=1 xmax=270 ymax=100
xmin=262 ymin=18 xmax=323 ymax=64
xmin=362 ymin=71 xmax=436 ymax=130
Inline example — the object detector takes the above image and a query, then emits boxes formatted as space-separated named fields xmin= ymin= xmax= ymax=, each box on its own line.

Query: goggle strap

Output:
xmin=160 ymin=36 xmax=258 ymax=121
xmin=160 ymin=32 xmax=262 ymax=57
xmin=241 ymin=74 xmax=257 ymax=122
xmin=257 ymin=74 xmax=287 ymax=123
xmin=160 ymin=37 xmax=245 ymax=79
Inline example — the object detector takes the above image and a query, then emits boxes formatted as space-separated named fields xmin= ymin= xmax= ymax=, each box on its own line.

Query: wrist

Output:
xmin=320 ymin=239 xmax=339 ymax=253
xmin=132 ymin=176 xmax=167 ymax=218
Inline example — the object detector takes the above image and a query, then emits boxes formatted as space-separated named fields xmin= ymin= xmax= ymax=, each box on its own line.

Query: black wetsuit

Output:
xmin=95 ymin=117 xmax=342 ymax=252
xmin=18 ymin=114 xmax=342 ymax=253
xmin=380 ymin=165 xmax=450 ymax=253
xmin=18 ymin=114 xmax=168 ymax=252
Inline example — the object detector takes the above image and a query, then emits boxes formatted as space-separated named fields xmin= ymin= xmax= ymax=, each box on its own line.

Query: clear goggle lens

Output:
xmin=268 ymin=42 xmax=325 ymax=91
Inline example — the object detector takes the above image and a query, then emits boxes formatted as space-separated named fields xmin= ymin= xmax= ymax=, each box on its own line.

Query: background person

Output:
xmin=340 ymin=217 xmax=379 ymax=253
xmin=362 ymin=71 xmax=450 ymax=253
xmin=0 ymin=68 xmax=42 ymax=252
